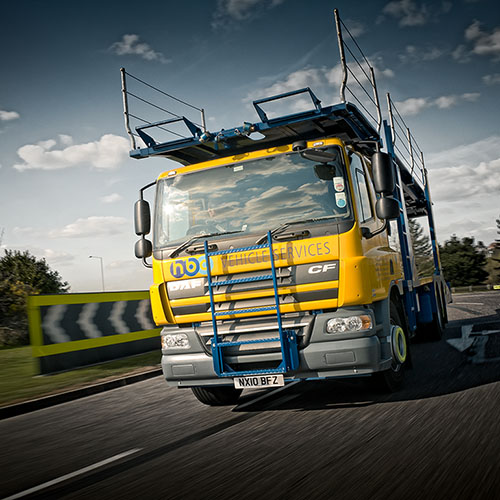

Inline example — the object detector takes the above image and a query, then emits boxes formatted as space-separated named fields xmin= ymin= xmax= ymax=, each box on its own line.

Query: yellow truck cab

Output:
xmin=122 ymin=11 xmax=448 ymax=405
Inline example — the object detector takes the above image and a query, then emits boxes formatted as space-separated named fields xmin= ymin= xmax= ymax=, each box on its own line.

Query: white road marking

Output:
xmin=234 ymin=380 xmax=301 ymax=410
xmin=447 ymin=324 xmax=474 ymax=352
xmin=452 ymin=302 xmax=484 ymax=306
xmin=42 ymin=305 xmax=70 ymax=343
xmin=3 ymin=448 xmax=142 ymax=500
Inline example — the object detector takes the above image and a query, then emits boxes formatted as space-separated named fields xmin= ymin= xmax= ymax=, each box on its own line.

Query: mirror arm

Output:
xmin=142 ymin=256 xmax=152 ymax=269
xmin=361 ymin=220 xmax=387 ymax=239
xmin=140 ymin=180 xmax=156 ymax=201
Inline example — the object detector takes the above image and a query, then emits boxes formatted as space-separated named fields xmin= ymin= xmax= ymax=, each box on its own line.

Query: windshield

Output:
xmin=154 ymin=147 xmax=351 ymax=248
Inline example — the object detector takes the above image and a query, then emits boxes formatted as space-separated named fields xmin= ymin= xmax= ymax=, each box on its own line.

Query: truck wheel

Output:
xmin=371 ymin=301 xmax=408 ymax=393
xmin=191 ymin=386 xmax=242 ymax=406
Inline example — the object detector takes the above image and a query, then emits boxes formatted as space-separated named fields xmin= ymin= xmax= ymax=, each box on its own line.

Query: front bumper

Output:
xmin=161 ymin=308 xmax=392 ymax=387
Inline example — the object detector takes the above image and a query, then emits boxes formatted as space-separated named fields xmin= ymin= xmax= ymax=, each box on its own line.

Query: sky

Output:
xmin=1 ymin=0 xmax=499 ymax=293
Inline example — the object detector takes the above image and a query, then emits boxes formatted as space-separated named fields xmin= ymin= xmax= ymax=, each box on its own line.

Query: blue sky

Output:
xmin=1 ymin=0 xmax=499 ymax=292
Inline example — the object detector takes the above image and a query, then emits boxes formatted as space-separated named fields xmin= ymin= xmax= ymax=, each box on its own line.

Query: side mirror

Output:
xmin=376 ymin=197 xmax=400 ymax=220
xmin=134 ymin=200 xmax=151 ymax=236
xmin=135 ymin=238 xmax=152 ymax=259
xmin=372 ymin=152 xmax=395 ymax=195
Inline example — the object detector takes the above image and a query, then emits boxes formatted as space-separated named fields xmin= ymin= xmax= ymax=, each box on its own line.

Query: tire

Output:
xmin=371 ymin=300 xmax=408 ymax=393
xmin=191 ymin=386 xmax=242 ymax=406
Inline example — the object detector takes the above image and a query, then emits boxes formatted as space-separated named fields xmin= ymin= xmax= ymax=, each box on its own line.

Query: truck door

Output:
xmin=349 ymin=151 xmax=392 ymax=299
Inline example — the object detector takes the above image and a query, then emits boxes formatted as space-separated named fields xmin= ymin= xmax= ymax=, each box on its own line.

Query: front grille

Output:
xmin=195 ymin=313 xmax=314 ymax=357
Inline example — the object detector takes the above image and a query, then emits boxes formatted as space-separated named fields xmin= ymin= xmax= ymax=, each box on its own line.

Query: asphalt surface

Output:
xmin=1 ymin=291 xmax=500 ymax=500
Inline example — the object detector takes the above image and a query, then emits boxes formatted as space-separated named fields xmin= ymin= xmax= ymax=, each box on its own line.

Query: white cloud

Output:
xmin=483 ymin=73 xmax=500 ymax=85
xmin=12 ymin=226 xmax=35 ymax=235
xmin=42 ymin=249 xmax=75 ymax=266
xmin=244 ymin=59 xmax=394 ymax=115
xmin=461 ymin=92 xmax=481 ymax=102
xmin=395 ymin=92 xmax=480 ymax=115
xmin=437 ymin=218 xmax=496 ymax=245
xmin=383 ymin=0 xmax=429 ymax=27
xmin=245 ymin=67 xmax=326 ymax=103
xmin=429 ymin=157 xmax=500 ymax=201
xmin=0 ymin=109 xmax=20 ymax=121
xmin=399 ymin=45 xmax=445 ymax=63
xmin=441 ymin=1 xmax=452 ymax=13
xmin=49 ymin=216 xmax=128 ymax=238
xmin=427 ymin=135 xmax=500 ymax=201
xmin=59 ymin=134 xmax=73 ymax=146
xmin=426 ymin=135 xmax=500 ymax=170
xmin=426 ymin=136 xmax=500 ymax=244
xmin=212 ymin=0 xmax=285 ymax=29
xmin=395 ymin=97 xmax=430 ymax=115
xmin=343 ymin=19 xmax=366 ymax=38
xmin=13 ymin=134 xmax=129 ymax=171
xmin=109 ymin=34 xmax=170 ymax=63
xmin=108 ymin=259 xmax=140 ymax=270
xmin=101 ymin=193 xmax=123 ymax=204
xmin=451 ymin=44 xmax=471 ymax=63
xmin=454 ymin=20 xmax=500 ymax=62
xmin=381 ymin=0 xmax=452 ymax=27
xmin=466 ymin=20 xmax=500 ymax=59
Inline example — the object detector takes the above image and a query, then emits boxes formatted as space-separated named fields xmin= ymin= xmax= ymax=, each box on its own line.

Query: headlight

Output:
xmin=161 ymin=333 xmax=191 ymax=349
xmin=326 ymin=315 xmax=372 ymax=334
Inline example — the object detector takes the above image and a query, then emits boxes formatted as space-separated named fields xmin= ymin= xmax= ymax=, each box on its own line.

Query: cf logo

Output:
xmin=307 ymin=263 xmax=337 ymax=274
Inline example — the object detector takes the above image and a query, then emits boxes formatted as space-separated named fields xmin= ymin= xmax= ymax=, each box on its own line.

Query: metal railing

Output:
xmin=334 ymin=9 xmax=382 ymax=133
xmin=120 ymin=68 xmax=206 ymax=150
xmin=386 ymin=93 xmax=426 ymax=188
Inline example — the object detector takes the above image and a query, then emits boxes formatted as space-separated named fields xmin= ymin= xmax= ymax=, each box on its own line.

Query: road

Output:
xmin=1 ymin=291 xmax=500 ymax=500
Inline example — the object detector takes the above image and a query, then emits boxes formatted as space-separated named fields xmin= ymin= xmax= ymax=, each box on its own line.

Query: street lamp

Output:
xmin=89 ymin=255 xmax=105 ymax=291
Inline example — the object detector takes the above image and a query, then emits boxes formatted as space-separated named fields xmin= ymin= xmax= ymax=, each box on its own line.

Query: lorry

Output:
xmin=122 ymin=10 xmax=449 ymax=405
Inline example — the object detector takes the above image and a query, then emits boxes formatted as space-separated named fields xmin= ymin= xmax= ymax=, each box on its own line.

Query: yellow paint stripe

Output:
xmin=32 ymin=329 xmax=161 ymax=357
xmin=27 ymin=302 xmax=43 ymax=353
xmin=28 ymin=291 xmax=150 ymax=307
xmin=169 ymin=281 xmax=339 ymax=307
xmin=174 ymin=298 xmax=338 ymax=323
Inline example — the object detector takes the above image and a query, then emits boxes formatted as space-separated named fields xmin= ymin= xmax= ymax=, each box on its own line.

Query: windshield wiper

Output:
xmin=169 ymin=230 xmax=243 ymax=258
xmin=255 ymin=216 xmax=339 ymax=245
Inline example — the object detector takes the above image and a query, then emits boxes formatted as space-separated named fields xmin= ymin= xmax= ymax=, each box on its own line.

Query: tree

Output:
xmin=439 ymin=235 xmax=488 ymax=287
xmin=0 ymin=250 xmax=69 ymax=345
xmin=485 ymin=215 xmax=500 ymax=284
xmin=408 ymin=218 xmax=435 ymax=277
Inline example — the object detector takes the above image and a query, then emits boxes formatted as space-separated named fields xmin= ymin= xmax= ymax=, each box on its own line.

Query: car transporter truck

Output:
xmin=121 ymin=10 xmax=449 ymax=405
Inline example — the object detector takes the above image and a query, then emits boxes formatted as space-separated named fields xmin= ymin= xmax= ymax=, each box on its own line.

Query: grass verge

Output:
xmin=0 ymin=346 xmax=161 ymax=407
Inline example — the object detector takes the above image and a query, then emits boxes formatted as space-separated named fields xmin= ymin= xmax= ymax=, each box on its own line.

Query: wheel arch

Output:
xmin=372 ymin=281 xmax=407 ymax=339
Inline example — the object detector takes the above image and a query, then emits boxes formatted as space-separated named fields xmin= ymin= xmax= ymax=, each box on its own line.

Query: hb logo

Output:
xmin=170 ymin=256 xmax=213 ymax=278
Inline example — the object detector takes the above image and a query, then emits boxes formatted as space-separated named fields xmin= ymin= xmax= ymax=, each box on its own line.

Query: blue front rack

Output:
xmin=203 ymin=232 xmax=299 ymax=378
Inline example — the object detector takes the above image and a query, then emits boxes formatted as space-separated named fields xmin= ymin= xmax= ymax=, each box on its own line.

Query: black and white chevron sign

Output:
xmin=40 ymin=299 xmax=155 ymax=345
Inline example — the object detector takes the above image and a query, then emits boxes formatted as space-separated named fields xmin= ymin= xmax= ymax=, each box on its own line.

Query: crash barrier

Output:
xmin=28 ymin=291 xmax=161 ymax=374
xmin=451 ymin=284 xmax=500 ymax=293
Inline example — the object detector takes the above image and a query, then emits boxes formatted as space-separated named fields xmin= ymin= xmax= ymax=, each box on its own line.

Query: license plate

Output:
xmin=234 ymin=374 xmax=284 ymax=389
